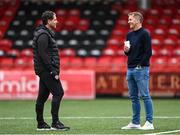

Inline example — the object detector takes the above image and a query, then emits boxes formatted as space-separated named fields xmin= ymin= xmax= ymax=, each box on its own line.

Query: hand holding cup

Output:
xmin=124 ymin=41 xmax=130 ymax=52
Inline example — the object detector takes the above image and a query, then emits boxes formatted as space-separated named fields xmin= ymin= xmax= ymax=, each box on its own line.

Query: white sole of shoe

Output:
xmin=36 ymin=128 xmax=51 ymax=131
xmin=121 ymin=127 xmax=141 ymax=130
xmin=140 ymin=128 xmax=154 ymax=130
xmin=51 ymin=127 xmax=69 ymax=131
xmin=121 ymin=128 xmax=140 ymax=130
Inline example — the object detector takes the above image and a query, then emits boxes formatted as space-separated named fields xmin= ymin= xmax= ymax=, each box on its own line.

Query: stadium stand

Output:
xmin=0 ymin=0 xmax=179 ymax=72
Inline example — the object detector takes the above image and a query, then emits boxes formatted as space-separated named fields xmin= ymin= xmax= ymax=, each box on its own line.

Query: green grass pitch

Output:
xmin=0 ymin=99 xmax=180 ymax=134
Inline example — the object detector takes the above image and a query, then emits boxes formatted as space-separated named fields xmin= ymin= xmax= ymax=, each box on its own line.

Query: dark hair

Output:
xmin=41 ymin=11 xmax=55 ymax=25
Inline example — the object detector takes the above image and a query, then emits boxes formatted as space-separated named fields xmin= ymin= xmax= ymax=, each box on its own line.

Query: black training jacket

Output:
xmin=32 ymin=25 xmax=60 ymax=75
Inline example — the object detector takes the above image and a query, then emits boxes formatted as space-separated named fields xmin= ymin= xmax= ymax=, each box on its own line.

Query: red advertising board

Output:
xmin=96 ymin=72 xmax=180 ymax=96
xmin=61 ymin=70 xmax=95 ymax=99
xmin=0 ymin=70 xmax=95 ymax=100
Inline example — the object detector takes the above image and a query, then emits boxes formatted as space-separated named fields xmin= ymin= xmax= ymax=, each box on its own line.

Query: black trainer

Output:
xmin=37 ymin=122 xmax=51 ymax=130
xmin=51 ymin=121 xmax=70 ymax=131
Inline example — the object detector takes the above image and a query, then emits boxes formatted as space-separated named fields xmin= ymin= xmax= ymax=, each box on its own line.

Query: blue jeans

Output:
xmin=126 ymin=67 xmax=153 ymax=124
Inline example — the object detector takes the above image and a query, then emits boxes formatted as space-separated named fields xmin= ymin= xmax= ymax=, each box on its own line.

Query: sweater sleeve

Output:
xmin=139 ymin=32 xmax=152 ymax=66
xmin=37 ymin=34 xmax=53 ymax=72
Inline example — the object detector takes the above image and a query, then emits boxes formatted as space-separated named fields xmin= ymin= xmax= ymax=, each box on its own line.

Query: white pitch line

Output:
xmin=144 ymin=129 xmax=180 ymax=135
xmin=0 ymin=116 xmax=180 ymax=120
xmin=0 ymin=134 xmax=134 ymax=135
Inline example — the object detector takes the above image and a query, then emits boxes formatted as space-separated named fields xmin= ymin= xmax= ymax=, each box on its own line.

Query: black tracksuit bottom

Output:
xmin=35 ymin=71 xmax=64 ymax=124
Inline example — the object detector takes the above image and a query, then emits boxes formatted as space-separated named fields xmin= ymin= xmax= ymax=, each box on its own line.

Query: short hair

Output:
xmin=128 ymin=12 xmax=143 ymax=23
xmin=41 ymin=11 xmax=55 ymax=25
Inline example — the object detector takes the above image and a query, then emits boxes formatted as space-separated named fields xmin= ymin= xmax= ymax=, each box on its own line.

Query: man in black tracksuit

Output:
xmin=32 ymin=11 xmax=70 ymax=130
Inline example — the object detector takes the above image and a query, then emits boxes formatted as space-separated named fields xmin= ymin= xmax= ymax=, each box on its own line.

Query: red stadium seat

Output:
xmin=173 ymin=47 xmax=180 ymax=56
xmin=77 ymin=19 xmax=90 ymax=31
xmin=60 ymin=57 xmax=70 ymax=69
xmin=163 ymin=9 xmax=173 ymax=16
xmin=96 ymin=56 xmax=112 ymax=71
xmin=35 ymin=19 xmax=42 ymax=26
xmin=69 ymin=9 xmax=80 ymax=17
xmin=167 ymin=57 xmax=180 ymax=71
xmin=145 ymin=17 xmax=159 ymax=26
xmin=102 ymin=48 xmax=116 ymax=56
xmin=116 ymin=46 xmax=125 ymax=56
xmin=111 ymin=29 xmax=125 ymax=38
xmin=14 ymin=58 xmax=29 ymax=70
xmin=106 ymin=38 xmax=122 ymax=47
xmin=163 ymin=38 xmax=176 ymax=46
xmin=168 ymin=28 xmax=179 ymax=37
xmin=177 ymin=39 xmax=180 ymax=46
xmin=158 ymin=46 xmax=173 ymax=56
xmin=6 ymin=49 xmax=21 ymax=57
xmin=151 ymin=38 xmax=162 ymax=46
xmin=0 ymin=57 xmax=14 ymax=69
xmin=144 ymin=25 xmax=155 ymax=36
xmin=154 ymin=28 xmax=166 ymax=36
xmin=152 ymin=45 xmax=160 ymax=56
xmin=60 ymin=48 xmax=76 ymax=57
xmin=20 ymin=49 xmax=33 ymax=58
xmin=111 ymin=56 xmax=127 ymax=72
xmin=158 ymin=19 xmax=170 ymax=27
xmin=150 ymin=56 xmax=168 ymax=72
xmin=63 ymin=20 xmax=75 ymax=31
xmin=146 ymin=9 xmax=160 ymax=16
xmin=69 ymin=57 xmax=84 ymax=69
xmin=56 ymin=9 xmax=67 ymax=17
xmin=115 ymin=19 xmax=128 ymax=28
xmin=84 ymin=57 xmax=97 ymax=69
xmin=0 ymin=39 xmax=12 ymax=52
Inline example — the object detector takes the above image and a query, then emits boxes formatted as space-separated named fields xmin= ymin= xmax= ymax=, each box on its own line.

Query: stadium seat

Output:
xmin=76 ymin=19 xmax=90 ymax=31
xmin=84 ymin=57 xmax=97 ymax=69
xmin=60 ymin=57 xmax=70 ymax=69
xmin=152 ymin=45 xmax=160 ymax=56
xmin=0 ymin=50 xmax=5 ymax=57
xmin=0 ymin=57 xmax=14 ymax=69
xmin=96 ymin=56 xmax=112 ymax=71
xmin=89 ymin=49 xmax=101 ymax=57
xmin=0 ymin=39 xmax=12 ymax=51
xmin=60 ymin=48 xmax=76 ymax=57
xmin=106 ymin=38 xmax=121 ymax=47
xmin=56 ymin=9 xmax=67 ymax=17
xmin=163 ymin=38 xmax=176 ymax=46
xmin=145 ymin=17 xmax=159 ymax=26
xmin=20 ymin=49 xmax=33 ymax=58
xmin=76 ymin=49 xmax=88 ymax=57
xmin=167 ymin=57 xmax=180 ymax=71
xmin=158 ymin=46 xmax=173 ymax=56
xmin=111 ymin=56 xmax=127 ymax=72
xmin=6 ymin=49 xmax=20 ymax=58
xmin=14 ymin=57 xmax=28 ymax=70
xmin=151 ymin=38 xmax=162 ymax=46
xmin=69 ymin=57 xmax=84 ymax=69
xmin=173 ymin=47 xmax=180 ymax=56
xmin=150 ymin=57 xmax=168 ymax=72
xmin=102 ymin=48 xmax=115 ymax=56
xmin=116 ymin=46 xmax=125 ymax=56
xmin=0 ymin=0 xmax=179 ymax=73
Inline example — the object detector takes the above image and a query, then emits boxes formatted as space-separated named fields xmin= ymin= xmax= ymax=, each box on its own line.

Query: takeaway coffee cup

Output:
xmin=124 ymin=41 xmax=130 ymax=48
